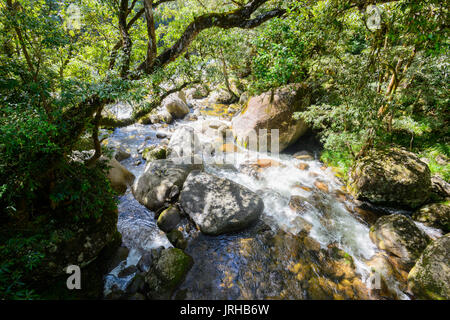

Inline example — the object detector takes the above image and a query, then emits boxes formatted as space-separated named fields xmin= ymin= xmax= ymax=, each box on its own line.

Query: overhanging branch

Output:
xmin=136 ymin=0 xmax=286 ymax=74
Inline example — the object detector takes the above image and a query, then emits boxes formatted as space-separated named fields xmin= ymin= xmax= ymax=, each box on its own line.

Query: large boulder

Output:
xmin=132 ymin=159 xmax=203 ymax=211
xmin=413 ymin=203 xmax=450 ymax=233
xmin=179 ymin=171 xmax=264 ymax=235
xmin=164 ymin=95 xmax=190 ymax=119
xmin=167 ymin=126 xmax=203 ymax=160
xmin=231 ymin=83 xmax=310 ymax=152
xmin=408 ymin=233 xmax=450 ymax=300
xmin=349 ymin=148 xmax=432 ymax=209
xmin=103 ymin=157 xmax=135 ymax=195
xmin=369 ymin=214 xmax=431 ymax=269
xmin=144 ymin=248 xmax=193 ymax=299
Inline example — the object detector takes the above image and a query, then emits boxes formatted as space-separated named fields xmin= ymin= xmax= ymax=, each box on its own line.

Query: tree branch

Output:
xmin=136 ymin=0 xmax=285 ymax=74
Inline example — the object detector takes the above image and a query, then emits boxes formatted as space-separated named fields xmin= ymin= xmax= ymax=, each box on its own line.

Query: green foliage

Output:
xmin=419 ymin=145 xmax=450 ymax=182
xmin=0 ymin=234 xmax=45 ymax=299
xmin=0 ymin=0 xmax=448 ymax=300
xmin=320 ymin=149 xmax=353 ymax=181
xmin=49 ymin=161 xmax=118 ymax=221
xmin=251 ymin=18 xmax=307 ymax=92
xmin=288 ymin=0 xmax=449 ymax=174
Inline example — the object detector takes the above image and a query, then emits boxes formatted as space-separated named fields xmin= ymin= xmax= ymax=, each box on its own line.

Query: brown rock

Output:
xmin=232 ymin=84 xmax=311 ymax=152
xmin=296 ymin=162 xmax=310 ymax=170
xmin=314 ymin=180 xmax=329 ymax=193
xmin=256 ymin=159 xmax=281 ymax=168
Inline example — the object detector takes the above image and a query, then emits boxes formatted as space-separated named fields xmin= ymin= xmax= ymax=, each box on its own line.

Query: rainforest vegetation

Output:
xmin=0 ymin=0 xmax=448 ymax=299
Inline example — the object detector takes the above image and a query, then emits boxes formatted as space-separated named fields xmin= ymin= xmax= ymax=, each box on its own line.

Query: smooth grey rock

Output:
xmin=180 ymin=171 xmax=264 ymax=235
xmin=132 ymin=159 xmax=203 ymax=211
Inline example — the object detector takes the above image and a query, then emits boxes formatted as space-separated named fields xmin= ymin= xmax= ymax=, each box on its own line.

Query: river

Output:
xmin=101 ymin=99 xmax=438 ymax=300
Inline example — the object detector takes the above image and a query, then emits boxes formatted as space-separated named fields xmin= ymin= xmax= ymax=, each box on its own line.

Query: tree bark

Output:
xmin=137 ymin=0 xmax=285 ymax=74
xmin=118 ymin=0 xmax=132 ymax=78
xmin=144 ymin=0 xmax=158 ymax=70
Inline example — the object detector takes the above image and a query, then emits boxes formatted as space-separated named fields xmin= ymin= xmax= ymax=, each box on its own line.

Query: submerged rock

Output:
xmin=413 ymin=203 xmax=450 ymax=233
xmin=238 ymin=162 xmax=262 ymax=180
xmin=314 ymin=180 xmax=329 ymax=193
xmin=179 ymin=171 xmax=264 ymax=235
xmin=294 ymin=151 xmax=314 ymax=161
xmin=370 ymin=214 xmax=431 ymax=270
xmin=408 ymin=233 xmax=450 ymax=300
xmin=288 ymin=195 xmax=312 ymax=215
xmin=349 ymin=148 xmax=431 ymax=209
xmin=296 ymin=162 xmax=310 ymax=170
xmin=231 ymin=83 xmax=311 ymax=152
xmin=132 ymin=159 xmax=203 ymax=211
xmin=366 ymin=252 xmax=406 ymax=299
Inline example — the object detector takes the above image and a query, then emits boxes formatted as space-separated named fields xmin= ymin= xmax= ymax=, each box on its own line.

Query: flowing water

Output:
xmin=101 ymin=100 xmax=440 ymax=300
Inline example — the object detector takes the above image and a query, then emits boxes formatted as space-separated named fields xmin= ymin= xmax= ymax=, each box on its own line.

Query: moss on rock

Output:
xmin=370 ymin=214 xmax=431 ymax=270
xmin=144 ymin=248 xmax=193 ymax=299
xmin=349 ymin=148 xmax=432 ymax=209
xmin=408 ymin=233 xmax=450 ymax=300
xmin=142 ymin=145 xmax=167 ymax=162
xmin=413 ymin=203 xmax=450 ymax=233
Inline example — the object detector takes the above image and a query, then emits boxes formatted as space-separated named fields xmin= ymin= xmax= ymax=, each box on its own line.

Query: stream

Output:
xmin=100 ymin=99 xmax=439 ymax=300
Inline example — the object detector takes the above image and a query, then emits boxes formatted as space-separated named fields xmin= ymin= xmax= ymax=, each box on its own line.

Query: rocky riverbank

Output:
xmin=99 ymin=84 xmax=449 ymax=300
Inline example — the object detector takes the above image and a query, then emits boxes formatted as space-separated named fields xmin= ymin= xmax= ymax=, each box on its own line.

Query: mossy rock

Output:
xmin=167 ymin=229 xmax=187 ymax=250
xmin=349 ymin=148 xmax=431 ymax=209
xmin=142 ymin=145 xmax=167 ymax=162
xmin=144 ymin=248 xmax=193 ymax=299
xmin=370 ymin=214 xmax=431 ymax=270
xmin=157 ymin=206 xmax=181 ymax=233
xmin=412 ymin=203 xmax=450 ymax=233
xmin=408 ymin=233 xmax=450 ymax=300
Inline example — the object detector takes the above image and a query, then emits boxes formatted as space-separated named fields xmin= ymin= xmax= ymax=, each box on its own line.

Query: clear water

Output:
xmin=103 ymin=103 xmax=413 ymax=300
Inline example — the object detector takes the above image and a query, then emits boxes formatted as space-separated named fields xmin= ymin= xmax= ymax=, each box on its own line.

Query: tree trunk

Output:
xmin=144 ymin=0 xmax=158 ymax=72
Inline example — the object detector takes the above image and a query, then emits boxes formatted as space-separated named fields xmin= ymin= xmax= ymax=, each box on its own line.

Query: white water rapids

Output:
xmin=100 ymin=102 xmax=439 ymax=300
